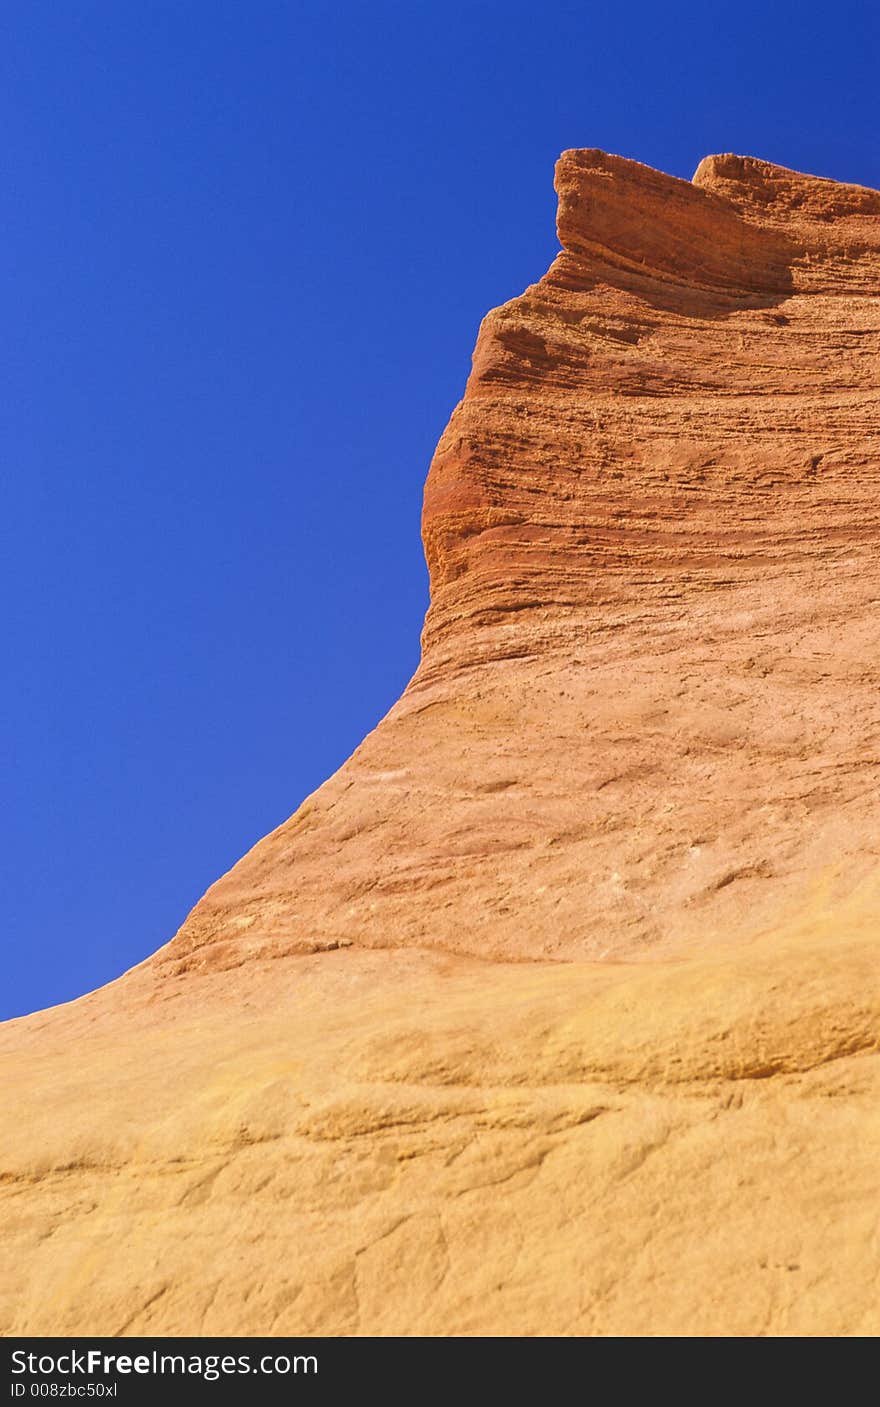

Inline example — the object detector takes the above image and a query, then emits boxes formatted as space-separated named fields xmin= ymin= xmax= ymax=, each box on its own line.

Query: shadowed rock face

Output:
xmin=2 ymin=152 xmax=878 ymax=1338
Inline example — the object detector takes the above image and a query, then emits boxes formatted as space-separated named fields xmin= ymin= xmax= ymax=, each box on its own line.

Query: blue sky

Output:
xmin=3 ymin=1 xmax=877 ymax=1018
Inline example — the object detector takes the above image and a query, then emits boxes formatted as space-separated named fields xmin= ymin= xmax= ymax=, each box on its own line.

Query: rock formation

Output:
xmin=2 ymin=150 xmax=878 ymax=1337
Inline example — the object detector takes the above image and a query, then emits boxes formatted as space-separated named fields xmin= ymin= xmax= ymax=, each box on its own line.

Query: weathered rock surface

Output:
xmin=2 ymin=151 xmax=878 ymax=1337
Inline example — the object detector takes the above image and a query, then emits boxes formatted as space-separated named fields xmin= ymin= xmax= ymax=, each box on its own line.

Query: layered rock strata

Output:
xmin=161 ymin=150 xmax=880 ymax=974
xmin=2 ymin=151 xmax=878 ymax=1337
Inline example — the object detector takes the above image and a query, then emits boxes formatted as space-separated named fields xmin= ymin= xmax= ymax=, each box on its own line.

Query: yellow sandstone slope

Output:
xmin=2 ymin=151 xmax=878 ymax=1337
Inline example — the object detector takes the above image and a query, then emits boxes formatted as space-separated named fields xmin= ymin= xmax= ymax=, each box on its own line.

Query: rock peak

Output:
xmin=552 ymin=148 xmax=880 ymax=299
xmin=693 ymin=150 xmax=880 ymax=219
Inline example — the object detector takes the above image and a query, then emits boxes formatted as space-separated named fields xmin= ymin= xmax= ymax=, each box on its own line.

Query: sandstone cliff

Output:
xmin=2 ymin=150 xmax=878 ymax=1337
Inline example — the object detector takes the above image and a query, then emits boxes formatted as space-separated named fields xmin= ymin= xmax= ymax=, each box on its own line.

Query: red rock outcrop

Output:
xmin=161 ymin=148 xmax=880 ymax=973
xmin=1 ymin=151 xmax=878 ymax=1338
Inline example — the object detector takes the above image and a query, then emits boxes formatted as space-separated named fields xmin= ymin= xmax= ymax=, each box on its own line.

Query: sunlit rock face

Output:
xmin=2 ymin=151 xmax=878 ymax=1338
xmin=164 ymin=148 xmax=880 ymax=975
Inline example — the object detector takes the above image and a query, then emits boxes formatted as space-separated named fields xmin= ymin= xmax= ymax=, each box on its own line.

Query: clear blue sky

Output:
xmin=3 ymin=1 xmax=877 ymax=1019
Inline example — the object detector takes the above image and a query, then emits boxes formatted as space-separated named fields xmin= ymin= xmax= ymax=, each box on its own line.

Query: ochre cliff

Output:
xmin=2 ymin=151 xmax=878 ymax=1337
xmin=144 ymin=149 xmax=880 ymax=977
